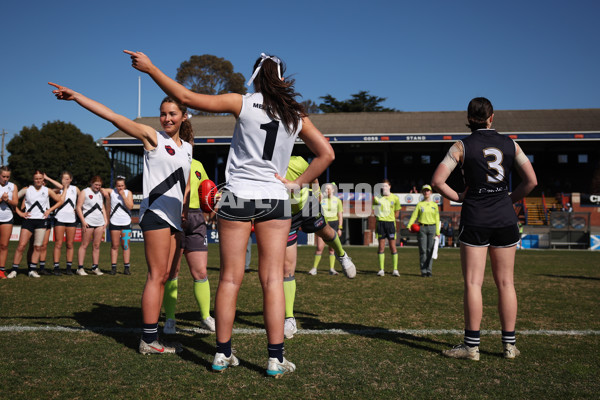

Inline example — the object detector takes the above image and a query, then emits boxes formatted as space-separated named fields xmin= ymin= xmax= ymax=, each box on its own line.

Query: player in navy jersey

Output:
xmin=127 ymin=50 xmax=334 ymax=377
xmin=432 ymin=97 xmax=537 ymax=361
xmin=50 ymin=82 xmax=193 ymax=355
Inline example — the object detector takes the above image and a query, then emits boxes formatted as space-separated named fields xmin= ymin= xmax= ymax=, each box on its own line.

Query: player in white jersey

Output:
xmin=127 ymin=50 xmax=334 ymax=376
xmin=44 ymin=172 xmax=80 ymax=275
xmin=0 ymin=166 xmax=19 ymax=279
xmin=75 ymin=176 xmax=108 ymax=276
xmin=103 ymin=176 xmax=133 ymax=275
xmin=7 ymin=170 xmax=63 ymax=279
xmin=50 ymin=81 xmax=192 ymax=355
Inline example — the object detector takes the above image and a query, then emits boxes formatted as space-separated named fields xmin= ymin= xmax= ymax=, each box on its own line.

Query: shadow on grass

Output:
xmin=538 ymin=274 xmax=600 ymax=281
xmin=68 ymin=303 xmax=216 ymax=369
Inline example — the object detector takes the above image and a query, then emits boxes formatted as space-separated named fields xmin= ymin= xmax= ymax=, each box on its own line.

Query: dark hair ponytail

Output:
xmin=466 ymin=97 xmax=494 ymax=132
xmin=252 ymin=55 xmax=306 ymax=134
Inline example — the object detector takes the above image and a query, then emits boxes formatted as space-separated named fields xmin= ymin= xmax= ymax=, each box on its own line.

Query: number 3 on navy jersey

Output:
xmin=260 ymin=120 xmax=279 ymax=161
xmin=483 ymin=147 xmax=504 ymax=183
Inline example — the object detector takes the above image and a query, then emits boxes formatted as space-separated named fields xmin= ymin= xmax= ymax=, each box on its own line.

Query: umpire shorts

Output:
xmin=287 ymin=196 xmax=327 ymax=247
xmin=376 ymin=221 xmax=396 ymax=240
xmin=182 ymin=209 xmax=208 ymax=252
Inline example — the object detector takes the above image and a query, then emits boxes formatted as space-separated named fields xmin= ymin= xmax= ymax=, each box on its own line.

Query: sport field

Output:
xmin=1 ymin=243 xmax=599 ymax=399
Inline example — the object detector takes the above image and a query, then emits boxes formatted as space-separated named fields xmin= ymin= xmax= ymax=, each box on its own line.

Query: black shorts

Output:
xmin=0 ymin=218 xmax=14 ymax=225
xmin=55 ymin=220 xmax=77 ymax=228
xmin=182 ymin=209 xmax=208 ymax=252
xmin=22 ymin=219 xmax=48 ymax=232
xmin=139 ymin=210 xmax=178 ymax=233
xmin=109 ymin=223 xmax=132 ymax=231
xmin=458 ymin=224 xmax=520 ymax=247
xmin=216 ymin=191 xmax=291 ymax=222
xmin=376 ymin=221 xmax=396 ymax=240
xmin=287 ymin=200 xmax=327 ymax=247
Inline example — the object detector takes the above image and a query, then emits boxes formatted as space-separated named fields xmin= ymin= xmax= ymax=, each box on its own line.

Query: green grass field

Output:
xmin=1 ymin=242 xmax=599 ymax=399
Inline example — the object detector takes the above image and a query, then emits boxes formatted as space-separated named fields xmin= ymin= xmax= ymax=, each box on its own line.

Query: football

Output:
xmin=410 ymin=223 xmax=420 ymax=233
xmin=199 ymin=179 xmax=218 ymax=213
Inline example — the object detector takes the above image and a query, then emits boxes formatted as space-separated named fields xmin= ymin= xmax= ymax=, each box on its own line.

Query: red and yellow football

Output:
xmin=410 ymin=223 xmax=420 ymax=233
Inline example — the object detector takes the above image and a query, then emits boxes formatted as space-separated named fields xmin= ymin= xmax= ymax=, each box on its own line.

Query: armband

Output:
xmin=515 ymin=149 xmax=529 ymax=166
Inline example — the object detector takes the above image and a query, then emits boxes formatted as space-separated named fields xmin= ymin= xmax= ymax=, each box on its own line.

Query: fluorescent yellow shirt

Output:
xmin=373 ymin=194 xmax=400 ymax=222
xmin=407 ymin=200 xmax=440 ymax=235
xmin=189 ymin=159 xmax=209 ymax=210
xmin=321 ymin=196 xmax=342 ymax=222
xmin=285 ymin=156 xmax=310 ymax=215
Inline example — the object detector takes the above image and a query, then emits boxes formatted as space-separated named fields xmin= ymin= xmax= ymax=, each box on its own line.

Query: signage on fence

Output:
xmin=580 ymin=194 xmax=600 ymax=207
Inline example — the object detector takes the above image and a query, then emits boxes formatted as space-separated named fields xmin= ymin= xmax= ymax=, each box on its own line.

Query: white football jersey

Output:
xmin=139 ymin=131 xmax=192 ymax=231
xmin=225 ymin=92 xmax=301 ymax=200
xmin=25 ymin=186 xmax=50 ymax=220
xmin=109 ymin=189 xmax=132 ymax=226
xmin=55 ymin=185 xmax=78 ymax=223
xmin=0 ymin=182 xmax=15 ymax=222
xmin=81 ymin=187 xmax=105 ymax=227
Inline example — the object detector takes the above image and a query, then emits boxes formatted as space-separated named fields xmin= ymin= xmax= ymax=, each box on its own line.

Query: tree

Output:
xmin=318 ymin=91 xmax=396 ymax=113
xmin=7 ymin=121 xmax=111 ymax=188
xmin=301 ymin=99 xmax=321 ymax=114
xmin=176 ymin=54 xmax=246 ymax=115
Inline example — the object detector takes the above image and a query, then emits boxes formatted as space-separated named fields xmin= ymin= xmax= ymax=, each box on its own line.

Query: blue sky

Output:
xmin=1 ymin=0 xmax=598 ymax=145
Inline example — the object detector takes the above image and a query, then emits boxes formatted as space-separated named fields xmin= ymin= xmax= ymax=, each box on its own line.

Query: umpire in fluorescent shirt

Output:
xmin=407 ymin=184 xmax=440 ymax=277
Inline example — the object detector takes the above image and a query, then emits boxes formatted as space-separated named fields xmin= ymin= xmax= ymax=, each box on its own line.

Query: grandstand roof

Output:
xmin=103 ymin=108 xmax=600 ymax=145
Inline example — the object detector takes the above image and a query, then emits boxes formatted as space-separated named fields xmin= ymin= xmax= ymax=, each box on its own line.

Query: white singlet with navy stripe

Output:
xmin=110 ymin=189 xmax=131 ymax=226
xmin=225 ymin=92 xmax=301 ymax=200
xmin=25 ymin=186 xmax=50 ymax=220
xmin=81 ymin=187 xmax=105 ymax=227
xmin=55 ymin=186 xmax=78 ymax=224
xmin=0 ymin=182 xmax=15 ymax=222
xmin=139 ymin=130 xmax=192 ymax=231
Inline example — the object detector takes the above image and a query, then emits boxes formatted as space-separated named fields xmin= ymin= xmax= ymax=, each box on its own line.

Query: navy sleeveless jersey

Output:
xmin=460 ymin=129 xmax=518 ymax=228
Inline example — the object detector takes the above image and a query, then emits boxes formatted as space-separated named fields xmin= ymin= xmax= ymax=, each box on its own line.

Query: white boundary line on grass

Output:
xmin=1 ymin=325 xmax=599 ymax=336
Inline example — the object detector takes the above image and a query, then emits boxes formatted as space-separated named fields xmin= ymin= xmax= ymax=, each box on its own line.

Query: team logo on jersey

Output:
xmin=195 ymin=171 xmax=202 ymax=180
xmin=89 ymin=195 xmax=93 ymax=199
xmin=165 ymin=145 xmax=175 ymax=156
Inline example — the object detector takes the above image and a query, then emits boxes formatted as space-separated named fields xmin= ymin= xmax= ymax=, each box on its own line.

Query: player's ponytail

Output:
xmin=250 ymin=54 xmax=307 ymax=135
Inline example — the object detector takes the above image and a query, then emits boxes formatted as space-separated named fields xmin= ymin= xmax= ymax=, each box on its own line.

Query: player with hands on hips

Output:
xmin=432 ymin=97 xmax=537 ymax=361
xmin=125 ymin=49 xmax=334 ymax=377
xmin=7 ymin=170 xmax=63 ymax=278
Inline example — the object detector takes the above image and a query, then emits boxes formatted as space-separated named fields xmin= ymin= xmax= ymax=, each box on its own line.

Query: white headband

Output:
xmin=246 ymin=53 xmax=282 ymax=86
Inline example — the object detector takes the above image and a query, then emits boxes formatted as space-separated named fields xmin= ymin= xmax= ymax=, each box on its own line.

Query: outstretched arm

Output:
xmin=124 ymin=50 xmax=242 ymax=117
xmin=48 ymin=82 xmax=158 ymax=150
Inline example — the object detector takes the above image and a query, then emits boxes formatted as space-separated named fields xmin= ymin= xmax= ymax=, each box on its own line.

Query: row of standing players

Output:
xmin=0 ymin=169 xmax=133 ymax=279
xmin=46 ymin=50 xmax=537 ymax=376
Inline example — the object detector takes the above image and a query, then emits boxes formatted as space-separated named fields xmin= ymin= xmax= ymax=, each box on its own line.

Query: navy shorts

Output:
xmin=216 ymin=191 xmax=291 ymax=222
xmin=55 ymin=220 xmax=77 ymax=228
xmin=458 ymin=224 xmax=520 ymax=247
xmin=376 ymin=221 xmax=396 ymax=240
xmin=139 ymin=210 xmax=178 ymax=233
xmin=109 ymin=223 xmax=132 ymax=231
xmin=0 ymin=218 xmax=14 ymax=225
xmin=22 ymin=219 xmax=48 ymax=232
xmin=182 ymin=209 xmax=208 ymax=252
